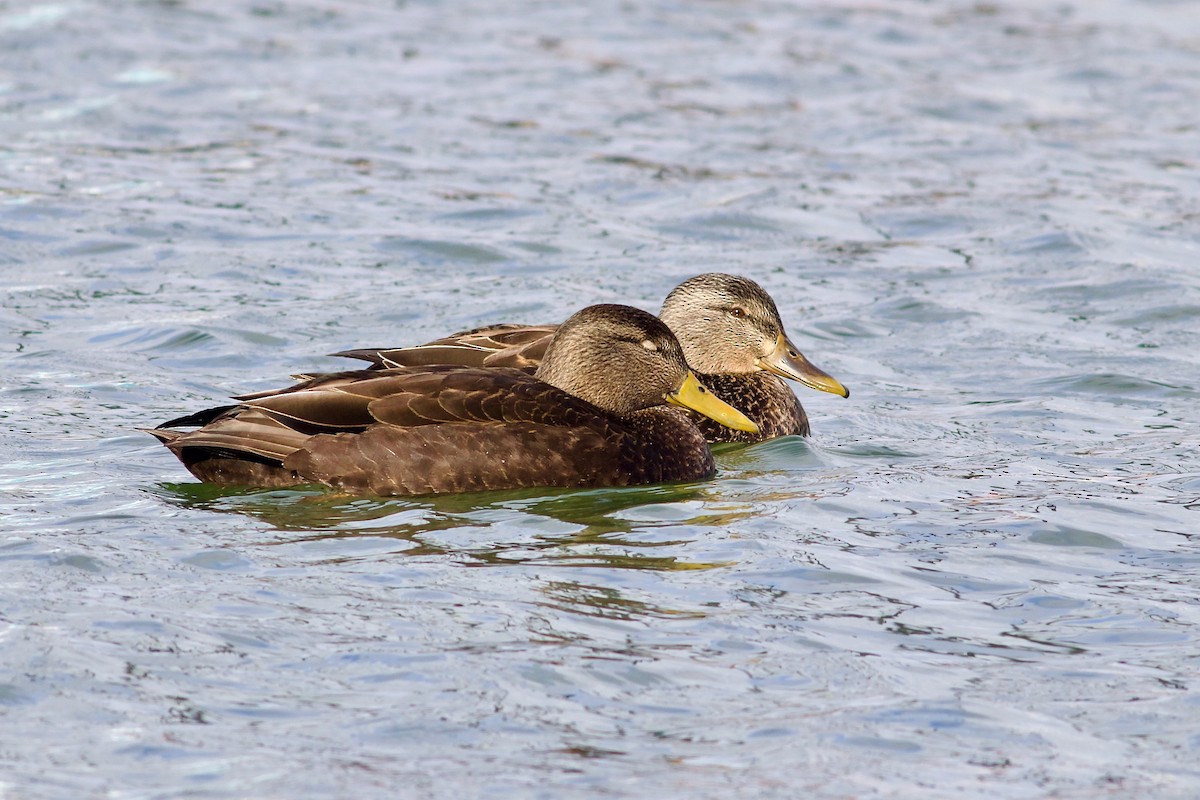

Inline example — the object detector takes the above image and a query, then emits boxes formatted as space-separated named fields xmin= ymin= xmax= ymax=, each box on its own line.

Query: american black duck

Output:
xmin=146 ymin=304 xmax=758 ymax=496
xmin=334 ymin=273 xmax=849 ymax=442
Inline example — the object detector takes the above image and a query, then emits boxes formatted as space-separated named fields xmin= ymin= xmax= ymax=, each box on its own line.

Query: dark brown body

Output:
xmin=149 ymin=366 xmax=716 ymax=496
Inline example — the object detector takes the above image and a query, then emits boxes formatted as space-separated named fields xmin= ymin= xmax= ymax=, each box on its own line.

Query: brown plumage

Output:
xmin=334 ymin=273 xmax=849 ymax=442
xmin=146 ymin=305 xmax=758 ymax=496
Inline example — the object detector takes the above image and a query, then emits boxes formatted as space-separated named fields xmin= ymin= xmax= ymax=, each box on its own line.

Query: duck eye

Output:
xmin=729 ymin=307 xmax=745 ymax=318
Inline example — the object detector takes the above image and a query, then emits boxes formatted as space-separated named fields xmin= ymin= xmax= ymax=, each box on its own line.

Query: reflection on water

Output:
xmin=154 ymin=479 xmax=755 ymax=570
xmin=539 ymin=580 xmax=709 ymax=620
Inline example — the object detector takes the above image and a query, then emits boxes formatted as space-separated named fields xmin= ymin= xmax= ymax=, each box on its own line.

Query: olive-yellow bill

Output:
xmin=666 ymin=371 xmax=760 ymax=433
xmin=757 ymin=334 xmax=849 ymax=398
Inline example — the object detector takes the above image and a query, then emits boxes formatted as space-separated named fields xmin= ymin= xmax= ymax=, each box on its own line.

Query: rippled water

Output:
xmin=3 ymin=1 xmax=1199 ymax=797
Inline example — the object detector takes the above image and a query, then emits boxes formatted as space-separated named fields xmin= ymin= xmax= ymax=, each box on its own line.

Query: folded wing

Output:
xmin=332 ymin=324 xmax=557 ymax=372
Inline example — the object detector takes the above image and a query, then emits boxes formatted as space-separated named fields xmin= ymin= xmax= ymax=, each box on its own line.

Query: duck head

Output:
xmin=536 ymin=304 xmax=759 ymax=433
xmin=660 ymin=273 xmax=849 ymax=398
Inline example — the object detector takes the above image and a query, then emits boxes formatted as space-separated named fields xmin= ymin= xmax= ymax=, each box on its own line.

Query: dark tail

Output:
xmin=155 ymin=404 xmax=239 ymax=430
xmin=141 ymin=427 xmax=183 ymax=444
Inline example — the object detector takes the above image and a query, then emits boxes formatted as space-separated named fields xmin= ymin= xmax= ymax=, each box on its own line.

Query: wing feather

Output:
xmin=330 ymin=324 xmax=558 ymax=372
xmin=246 ymin=391 xmax=376 ymax=431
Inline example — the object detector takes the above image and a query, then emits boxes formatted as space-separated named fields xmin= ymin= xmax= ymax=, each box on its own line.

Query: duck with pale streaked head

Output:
xmin=335 ymin=273 xmax=849 ymax=442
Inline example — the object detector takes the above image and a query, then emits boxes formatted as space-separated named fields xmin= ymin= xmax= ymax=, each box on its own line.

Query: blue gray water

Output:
xmin=3 ymin=1 xmax=1199 ymax=797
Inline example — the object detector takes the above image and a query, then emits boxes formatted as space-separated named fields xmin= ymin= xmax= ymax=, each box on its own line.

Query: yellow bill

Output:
xmin=666 ymin=371 xmax=760 ymax=433
xmin=757 ymin=334 xmax=850 ymax=398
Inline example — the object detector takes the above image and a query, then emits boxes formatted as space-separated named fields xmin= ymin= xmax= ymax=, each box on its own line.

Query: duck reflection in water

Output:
xmin=155 ymin=480 xmax=757 ymax=571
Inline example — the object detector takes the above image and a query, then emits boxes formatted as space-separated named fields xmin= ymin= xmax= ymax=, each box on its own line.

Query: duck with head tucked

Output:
xmin=146 ymin=305 xmax=758 ymax=496
xmin=334 ymin=273 xmax=849 ymax=443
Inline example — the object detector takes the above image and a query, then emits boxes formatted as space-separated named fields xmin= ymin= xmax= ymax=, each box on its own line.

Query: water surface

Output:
xmin=2 ymin=1 xmax=1199 ymax=797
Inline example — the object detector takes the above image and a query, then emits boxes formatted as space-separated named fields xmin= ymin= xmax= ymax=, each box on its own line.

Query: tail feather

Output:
xmin=156 ymin=404 xmax=239 ymax=430
xmin=141 ymin=427 xmax=183 ymax=444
